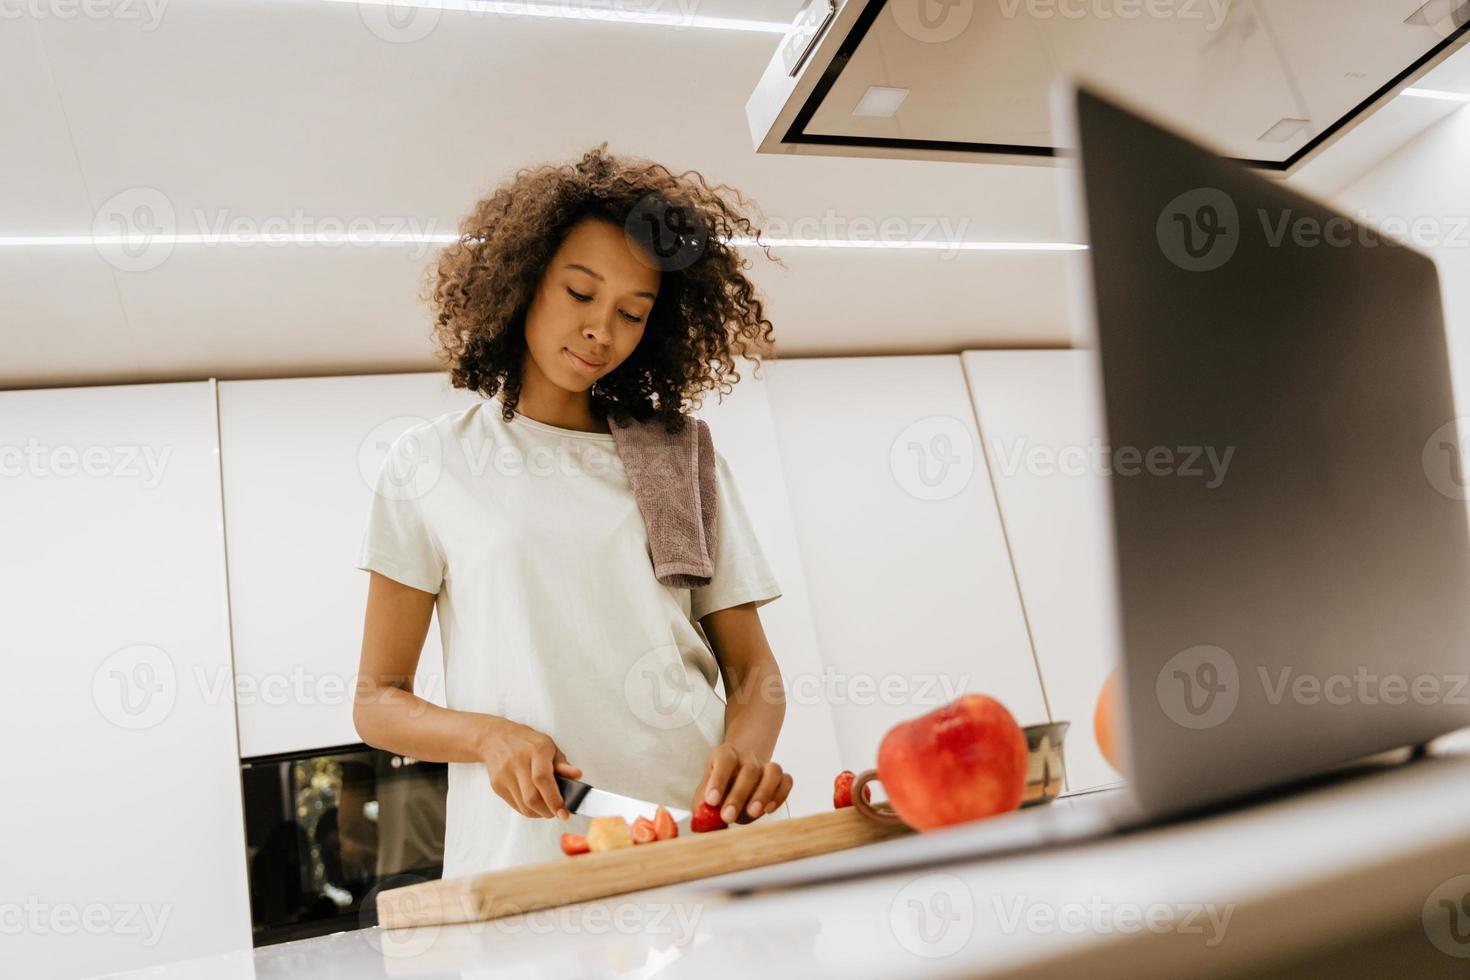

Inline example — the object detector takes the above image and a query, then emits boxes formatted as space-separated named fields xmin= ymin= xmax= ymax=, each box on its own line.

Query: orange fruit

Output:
xmin=1094 ymin=667 xmax=1126 ymax=775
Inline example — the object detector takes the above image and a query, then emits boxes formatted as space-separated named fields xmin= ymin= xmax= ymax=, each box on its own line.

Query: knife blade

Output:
xmin=553 ymin=774 xmax=691 ymax=823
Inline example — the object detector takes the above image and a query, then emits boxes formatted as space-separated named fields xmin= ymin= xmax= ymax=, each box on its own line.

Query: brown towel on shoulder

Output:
xmin=608 ymin=413 xmax=718 ymax=588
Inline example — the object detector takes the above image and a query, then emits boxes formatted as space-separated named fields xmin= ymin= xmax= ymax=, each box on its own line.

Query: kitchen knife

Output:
xmin=553 ymin=775 xmax=691 ymax=823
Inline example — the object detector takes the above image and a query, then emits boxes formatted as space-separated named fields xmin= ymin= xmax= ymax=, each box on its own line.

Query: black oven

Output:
xmin=240 ymin=743 xmax=447 ymax=946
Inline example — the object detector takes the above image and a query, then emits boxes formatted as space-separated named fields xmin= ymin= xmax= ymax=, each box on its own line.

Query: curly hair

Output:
xmin=421 ymin=143 xmax=784 ymax=435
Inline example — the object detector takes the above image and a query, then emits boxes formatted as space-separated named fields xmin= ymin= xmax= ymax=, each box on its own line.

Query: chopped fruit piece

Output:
xmin=630 ymin=816 xmax=658 ymax=844
xmin=833 ymin=769 xmax=872 ymax=808
xmin=586 ymin=815 xmax=634 ymax=852
xmin=560 ymin=833 xmax=590 ymax=856
xmin=653 ymin=805 xmax=678 ymax=840
xmin=691 ymin=800 xmax=727 ymax=833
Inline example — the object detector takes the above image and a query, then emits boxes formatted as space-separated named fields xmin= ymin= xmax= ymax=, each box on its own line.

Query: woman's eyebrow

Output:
xmin=562 ymin=263 xmax=656 ymax=300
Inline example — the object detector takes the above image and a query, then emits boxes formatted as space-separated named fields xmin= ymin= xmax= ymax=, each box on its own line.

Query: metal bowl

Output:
xmin=851 ymin=720 xmax=1071 ymax=827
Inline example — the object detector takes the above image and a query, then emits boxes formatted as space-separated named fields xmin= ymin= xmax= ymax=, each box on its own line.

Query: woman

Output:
xmin=352 ymin=144 xmax=793 ymax=877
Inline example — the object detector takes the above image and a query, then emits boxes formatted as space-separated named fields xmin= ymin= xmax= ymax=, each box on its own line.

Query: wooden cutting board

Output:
xmin=376 ymin=805 xmax=914 ymax=930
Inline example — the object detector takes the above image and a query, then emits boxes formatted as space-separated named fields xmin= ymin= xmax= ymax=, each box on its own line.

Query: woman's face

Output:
xmin=522 ymin=217 xmax=661 ymax=394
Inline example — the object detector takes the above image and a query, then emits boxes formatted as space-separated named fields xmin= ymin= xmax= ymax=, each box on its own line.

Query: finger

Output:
xmin=702 ymin=746 xmax=738 ymax=808
xmin=722 ymin=758 xmax=762 ymax=825
xmin=745 ymin=763 xmax=784 ymax=818
xmin=552 ymin=749 xmax=583 ymax=779
xmin=767 ymin=773 xmax=794 ymax=813
xmin=492 ymin=777 xmax=530 ymax=818
xmin=530 ymin=753 xmax=568 ymax=821
xmin=516 ymin=768 xmax=553 ymax=818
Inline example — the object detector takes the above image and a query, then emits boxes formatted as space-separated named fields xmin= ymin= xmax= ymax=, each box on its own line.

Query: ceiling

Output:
xmin=2 ymin=0 xmax=1468 ymax=391
xmin=754 ymin=0 xmax=1470 ymax=169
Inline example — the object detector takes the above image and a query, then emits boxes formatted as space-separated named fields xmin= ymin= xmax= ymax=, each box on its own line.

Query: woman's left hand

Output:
xmin=694 ymin=742 xmax=793 ymax=825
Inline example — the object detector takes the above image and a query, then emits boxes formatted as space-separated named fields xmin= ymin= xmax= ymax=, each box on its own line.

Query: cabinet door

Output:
xmin=763 ymin=356 xmax=1050 ymax=770
xmin=962 ymin=351 xmax=1122 ymax=791
xmin=219 ymin=373 xmax=481 ymax=758
xmin=0 ymin=381 xmax=251 ymax=976
xmin=692 ymin=365 xmax=844 ymax=816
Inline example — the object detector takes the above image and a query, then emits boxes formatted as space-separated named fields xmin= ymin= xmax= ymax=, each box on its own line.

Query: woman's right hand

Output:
xmin=476 ymin=716 xmax=582 ymax=820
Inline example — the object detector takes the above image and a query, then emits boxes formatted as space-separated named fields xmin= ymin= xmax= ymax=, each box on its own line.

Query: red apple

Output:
xmin=876 ymin=694 xmax=1028 ymax=830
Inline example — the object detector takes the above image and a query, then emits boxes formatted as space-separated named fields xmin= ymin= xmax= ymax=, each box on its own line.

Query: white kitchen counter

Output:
xmin=101 ymin=748 xmax=1470 ymax=980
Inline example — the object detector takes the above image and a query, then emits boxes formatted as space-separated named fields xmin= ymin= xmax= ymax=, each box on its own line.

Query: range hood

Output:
xmin=748 ymin=0 xmax=1470 ymax=172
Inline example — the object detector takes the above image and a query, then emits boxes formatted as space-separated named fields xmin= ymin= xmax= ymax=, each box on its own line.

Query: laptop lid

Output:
xmin=1055 ymin=81 xmax=1470 ymax=820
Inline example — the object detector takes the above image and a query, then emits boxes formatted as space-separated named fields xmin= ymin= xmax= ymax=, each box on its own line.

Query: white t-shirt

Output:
xmin=356 ymin=393 xmax=783 ymax=877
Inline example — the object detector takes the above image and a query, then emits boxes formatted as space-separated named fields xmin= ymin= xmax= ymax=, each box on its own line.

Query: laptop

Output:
xmin=691 ymin=80 xmax=1470 ymax=893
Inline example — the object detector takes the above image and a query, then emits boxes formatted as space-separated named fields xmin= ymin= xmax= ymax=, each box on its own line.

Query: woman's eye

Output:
xmin=567 ymin=287 xmax=643 ymax=324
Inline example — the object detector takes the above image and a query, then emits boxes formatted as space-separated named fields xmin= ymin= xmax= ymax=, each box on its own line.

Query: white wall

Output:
xmin=1 ymin=382 xmax=252 ymax=978
xmin=1332 ymin=104 xmax=1470 ymax=417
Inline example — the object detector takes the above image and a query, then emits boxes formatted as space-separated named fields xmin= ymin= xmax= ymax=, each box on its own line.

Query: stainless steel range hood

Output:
xmin=748 ymin=0 xmax=1470 ymax=172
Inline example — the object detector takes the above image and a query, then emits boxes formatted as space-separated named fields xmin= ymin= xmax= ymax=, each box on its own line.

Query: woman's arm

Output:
xmin=352 ymin=570 xmax=580 ymax=820
xmin=696 ymin=601 xmax=793 ymax=823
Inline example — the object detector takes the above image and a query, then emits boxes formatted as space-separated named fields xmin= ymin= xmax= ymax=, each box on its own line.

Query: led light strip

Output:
xmin=316 ymin=0 xmax=791 ymax=33
xmin=1402 ymin=87 xmax=1470 ymax=103
xmin=1 ymin=233 xmax=1087 ymax=251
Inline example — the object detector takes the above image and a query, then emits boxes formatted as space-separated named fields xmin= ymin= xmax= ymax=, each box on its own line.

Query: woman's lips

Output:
xmin=564 ymin=348 xmax=604 ymax=373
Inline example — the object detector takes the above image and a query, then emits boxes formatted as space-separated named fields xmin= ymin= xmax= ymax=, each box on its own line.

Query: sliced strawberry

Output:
xmin=653 ymin=805 xmax=678 ymax=840
xmin=833 ymin=770 xmax=871 ymax=808
xmin=691 ymin=800 xmax=727 ymax=833
xmin=560 ymin=832 xmax=590 ymax=856
xmin=630 ymin=815 xmax=659 ymax=844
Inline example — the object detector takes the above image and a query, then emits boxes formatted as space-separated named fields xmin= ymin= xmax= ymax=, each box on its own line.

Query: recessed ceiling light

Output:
xmin=853 ymin=86 xmax=910 ymax=118
xmin=1257 ymin=117 xmax=1310 ymax=143
xmin=317 ymin=0 xmax=790 ymax=33
xmin=1402 ymin=87 xmax=1470 ymax=102
xmin=1 ymin=232 xmax=1087 ymax=253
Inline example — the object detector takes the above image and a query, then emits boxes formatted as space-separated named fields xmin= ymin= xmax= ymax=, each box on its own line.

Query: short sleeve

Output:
xmin=355 ymin=426 xmax=446 ymax=595
xmin=690 ymin=451 xmax=782 ymax=622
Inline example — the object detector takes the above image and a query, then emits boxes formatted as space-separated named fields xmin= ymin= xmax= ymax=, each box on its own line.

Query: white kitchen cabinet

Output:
xmin=962 ymin=351 xmax=1123 ymax=792
xmin=691 ymin=365 xmax=845 ymax=816
xmin=762 ymin=356 xmax=1051 ymax=772
xmin=0 ymin=381 xmax=251 ymax=977
xmin=218 ymin=372 xmax=481 ymax=758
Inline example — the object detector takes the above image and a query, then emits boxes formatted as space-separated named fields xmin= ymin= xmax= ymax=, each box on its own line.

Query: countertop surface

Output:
xmin=101 ymin=749 xmax=1470 ymax=980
